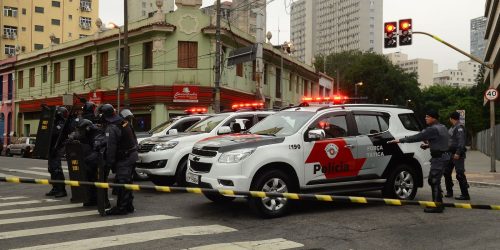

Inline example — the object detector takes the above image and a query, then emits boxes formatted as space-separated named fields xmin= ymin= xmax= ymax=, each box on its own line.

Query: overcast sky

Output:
xmin=99 ymin=0 xmax=486 ymax=71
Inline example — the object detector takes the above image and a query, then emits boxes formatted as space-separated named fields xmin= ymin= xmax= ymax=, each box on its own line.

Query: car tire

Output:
xmin=6 ymin=149 xmax=12 ymax=157
xmin=149 ymin=174 xmax=175 ymax=186
xmin=204 ymin=193 xmax=236 ymax=203
xmin=175 ymin=159 xmax=188 ymax=187
xmin=248 ymin=169 xmax=295 ymax=218
xmin=382 ymin=164 xmax=418 ymax=200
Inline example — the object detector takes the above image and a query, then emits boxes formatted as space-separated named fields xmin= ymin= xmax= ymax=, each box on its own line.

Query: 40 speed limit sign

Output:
xmin=485 ymin=88 xmax=499 ymax=101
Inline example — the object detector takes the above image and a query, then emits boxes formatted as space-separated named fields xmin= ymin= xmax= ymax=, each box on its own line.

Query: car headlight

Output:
xmin=218 ymin=148 xmax=255 ymax=163
xmin=151 ymin=141 xmax=178 ymax=152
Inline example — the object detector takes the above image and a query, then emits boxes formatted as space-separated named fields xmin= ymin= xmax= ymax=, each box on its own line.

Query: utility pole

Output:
xmin=213 ymin=0 xmax=221 ymax=113
xmin=254 ymin=7 xmax=265 ymax=103
xmin=122 ymin=0 xmax=130 ymax=108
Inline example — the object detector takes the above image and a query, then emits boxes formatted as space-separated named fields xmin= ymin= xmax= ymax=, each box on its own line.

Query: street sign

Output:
xmin=456 ymin=109 xmax=465 ymax=125
xmin=227 ymin=45 xmax=257 ymax=66
xmin=485 ymin=88 xmax=498 ymax=101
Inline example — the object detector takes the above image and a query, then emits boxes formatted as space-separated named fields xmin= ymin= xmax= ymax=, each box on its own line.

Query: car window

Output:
xmin=399 ymin=113 xmax=422 ymax=132
xmin=354 ymin=114 xmax=390 ymax=135
xmin=224 ymin=115 xmax=254 ymax=132
xmin=249 ymin=111 xmax=314 ymax=136
xmin=29 ymin=138 xmax=36 ymax=144
xmin=187 ymin=114 xmax=229 ymax=133
xmin=313 ymin=115 xmax=349 ymax=139
xmin=172 ymin=118 xmax=200 ymax=132
xmin=378 ymin=116 xmax=390 ymax=131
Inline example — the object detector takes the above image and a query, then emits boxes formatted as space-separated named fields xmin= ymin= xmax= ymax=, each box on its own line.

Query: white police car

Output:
xmin=187 ymin=102 xmax=431 ymax=218
xmin=136 ymin=107 xmax=274 ymax=186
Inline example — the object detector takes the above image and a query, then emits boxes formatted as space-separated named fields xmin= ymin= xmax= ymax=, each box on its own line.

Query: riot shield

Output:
xmin=65 ymin=141 xmax=89 ymax=203
xmin=97 ymin=154 xmax=110 ymax=216
xmin=33 ymin=106 xmax=56 ymax=159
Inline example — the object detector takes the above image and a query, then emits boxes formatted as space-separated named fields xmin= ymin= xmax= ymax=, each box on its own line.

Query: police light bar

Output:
xmin=231 ymin=102 xmax=264 ymax=110
xmin=185 ymin=107 xmax=208 ymax=114
xmin=301 ymin=96 xmax=348 ymax=104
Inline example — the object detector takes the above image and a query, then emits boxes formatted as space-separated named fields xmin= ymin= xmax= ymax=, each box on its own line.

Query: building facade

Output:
xmin=471 ymin=16 xmax=488 ymax=59
xmin=386 ymin=52 xmax=436 ymax=88
xmin=291 ymin=0 xmax=383 ymax=65
xmin=0 ymin=57 xmax=15 ymax=148
xmin=484 ymin=0 xmax=499 ymax=90
xmin=230 ymin=0 xmax=266 ymax=37
xmin=433 ymin=61 xmax=481 ymax=88
xmin=201 ymin=1 xmax=233 ymax=21
xmin=12 ymin=0 xmax=320 ymax=137
xmin=0 ymin=0 xmax=99 ymax=61
xmin=128 ymin=0 xmax=175 ymax=23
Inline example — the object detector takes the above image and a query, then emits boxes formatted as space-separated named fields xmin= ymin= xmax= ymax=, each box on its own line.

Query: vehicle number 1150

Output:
xmin=289 ymin=144 xmax=301 ymax=150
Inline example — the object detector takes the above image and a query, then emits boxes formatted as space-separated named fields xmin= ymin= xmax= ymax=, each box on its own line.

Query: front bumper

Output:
xmin=136 ymin=150 xmax=176 ymax=176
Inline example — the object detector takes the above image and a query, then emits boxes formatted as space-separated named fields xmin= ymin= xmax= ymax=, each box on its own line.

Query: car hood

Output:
xmin=140 ymin=132 xmax=204 ymax=144
xmin=194 ymin=134 xmax=285 ymax=153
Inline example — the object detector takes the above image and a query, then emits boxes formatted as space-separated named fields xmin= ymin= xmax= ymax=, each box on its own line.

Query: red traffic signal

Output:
xmin=399 ymin=19 xmax=412 ymax=46
xmin=384 ymin=22 xmax=397 ymax=48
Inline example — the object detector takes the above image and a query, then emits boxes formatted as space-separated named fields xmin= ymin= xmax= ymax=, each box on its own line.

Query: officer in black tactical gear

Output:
xmin=46 ymin=106 xmax=69 ymax=198
xmin=444 ymin=111 xmax=470 ymax=200
xmin=100 ymin=104 xmax=138 ymax=215
xmin=81 ymin=101 xmax=97 ymax=122
xmin=388 ymin=110 xmax=450 ymax=213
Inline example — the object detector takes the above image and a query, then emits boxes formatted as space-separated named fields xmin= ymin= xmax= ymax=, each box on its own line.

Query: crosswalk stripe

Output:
xmin=0 ymin=199 xmax=59 ymax=208
xmin=0 ymin=215 xmax=176 ymax=240
xmin=0 ymin=168 xmax=50 ymax=177
xmin=0 ymin=196 xmax=29 ymax=201
xmin=30 ymin=167 xmax=69 ymax=174
xmin=0 ymin=211 xmax=97 ymax=225
xmin=0 ymin=204 xmax=84 ymax=215
xmin=14 ymin=225 xmax=236 ymax=250
xmin=185 ymin=238 xmax=304 ymax=250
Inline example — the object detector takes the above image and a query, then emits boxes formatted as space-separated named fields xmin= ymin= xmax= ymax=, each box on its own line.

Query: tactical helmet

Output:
xmin=120 ymin=109 xmax=134 ymax=119
xmin=77 ymin=119 xmax=94 ymax=131
xmin=82 ymin=101 xmax=96 ymax=114
xmin=56 ymin=106 xmax=69 ymax=119
xmin=98 ymin=104 xmax=115 ymax=119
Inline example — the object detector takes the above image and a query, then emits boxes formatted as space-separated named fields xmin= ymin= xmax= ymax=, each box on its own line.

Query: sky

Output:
xmin=99 ymin=0 xmax=486 ymax=71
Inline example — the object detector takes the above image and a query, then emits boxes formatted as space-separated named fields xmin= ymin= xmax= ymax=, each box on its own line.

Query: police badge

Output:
xmin=325 ymin=143 xmax=339 ymax=159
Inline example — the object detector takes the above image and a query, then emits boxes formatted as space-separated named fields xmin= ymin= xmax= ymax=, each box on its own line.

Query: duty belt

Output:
xmin=430 ymin=150 xmax=448 ymax=158
xmin=118 ymin=146 xmax=138 ymax=158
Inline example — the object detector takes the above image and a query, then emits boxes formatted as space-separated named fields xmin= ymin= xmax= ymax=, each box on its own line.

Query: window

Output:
xmin=29 ymin=68 xmax=35 ymax=87
xmin=22 ymin=27 xmax=26 ymax=31
xmin=51 ymin=19 xmax=61 ymax=26
xmin=68 ymin=59 xmax=76 ymax=81
xmin=18 ymin=71 xmax=23 ymax=89
xmin=178 ymin=41 xmax=197 ymax=68
xmin=143 ymin=42 xmax=153 ymax=69
xmin=34 ymin=25 xmax=44 ymax=32
xmin=236 ymin=63 xmax=243 ymax=77
xmin=100 ymin=51 xmax=108 ymax=76
xmin=263 ymin=64 xmax=268 ymax=84
xmin=80 ymin=0 xmax=92 ymax=11
xmin=3 ymin=7 xmax=18 ymax=17
xmin=4 ymin=45 xmax=15 ymax=55
xmin=35 ymin=7 xmax=44 ymax=13
xmin=53 ymin=37 xmax=60 ymax=44
xmin=52 ymin=1 xmax=61 ymax=7
xmin=79 ymin=17 xmax=92 ymax=29
xmin=276 ymin=68 xmax=281 ymax=98
xmin=355 ymin=114 xmax=389 ymax=135
xmin=42 ymin=65 xmax=48 ymax=83
xmin=252 ymin=61 xmax=256 ymax=81
xmin=3 ymin=26 xmax=17 ymax=39
xmin=399 ymin=113 xmax=423 ymax=132
xmin=54 ymin=63 xmax=61 ymax=83
xmin=69 ymin=15 xmax=73 ymax=20
xmin=84 ymin=55 xmax=92 ymax=79
xmin=313 ymin=115 xmax=349 ymax=139
xmin=22 ymin=9 xmax=26 ymax=15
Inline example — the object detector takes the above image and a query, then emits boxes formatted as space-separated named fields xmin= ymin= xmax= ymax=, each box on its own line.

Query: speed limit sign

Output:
xmin=485 ymin=88 xmax=498 ymax=101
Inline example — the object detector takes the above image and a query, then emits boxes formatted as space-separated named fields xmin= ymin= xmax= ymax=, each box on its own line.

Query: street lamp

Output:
xmin=107 ymin=22 xmax=121 ymax=113
xmin=354 ymin=82 xmax=363 ymax=103
xmin=407 ymin=99 xmax=412 ymax=107
xmin=383 ymin=98 xmax=389 ymax=104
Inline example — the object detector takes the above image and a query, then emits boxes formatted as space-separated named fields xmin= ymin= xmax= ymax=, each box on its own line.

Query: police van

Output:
xmin=136 ymin=104 xmax=274 ymax=186
xmin=187 ymin=100 xmax=430 ymax=218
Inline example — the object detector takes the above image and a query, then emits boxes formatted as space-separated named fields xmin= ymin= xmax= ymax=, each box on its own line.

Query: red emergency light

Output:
xmin=231 ymin=102 xmax=264 ymax=110
xmin=185 ymin=107 xmax=208 ymax=114
xmin=302 ymin=96 xmax=348 ymax=104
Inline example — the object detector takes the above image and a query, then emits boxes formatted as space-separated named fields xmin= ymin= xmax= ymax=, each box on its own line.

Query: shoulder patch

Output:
xmin=105 ymin=132 xmax=110 ymax=137
xmin=458 ymin=128 xmax=464 ymax=132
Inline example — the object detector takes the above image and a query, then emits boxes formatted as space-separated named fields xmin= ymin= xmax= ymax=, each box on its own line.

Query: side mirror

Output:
xmin=306 ymin=129 xmax=325 ymax=142
xmin=217 ymin=126 xmax=232 ymax=135
xmin=167 ymin=129 xmax=178 ymax=135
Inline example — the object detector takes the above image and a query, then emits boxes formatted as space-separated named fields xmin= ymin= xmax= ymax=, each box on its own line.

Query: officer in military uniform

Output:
xmin=81 ymin=101 xmax=97 ymax=122
xmin=45 ymin=106 xmax=69 ymax=198
xmin=388 ymin=110 xmax=449 ymax=213
xmin=100 ymin=104 xmax=138 ymax=215
xmin=444 ymin=111 xmax=470 ymax=200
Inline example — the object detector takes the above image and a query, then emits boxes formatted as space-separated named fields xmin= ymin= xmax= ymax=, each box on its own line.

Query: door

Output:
xmin=303 ymin=112 xmax=361 ymax=184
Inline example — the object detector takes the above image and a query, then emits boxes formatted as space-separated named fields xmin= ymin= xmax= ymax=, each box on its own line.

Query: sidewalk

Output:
xmin=463 ymin=150 xmax=500 ymax=188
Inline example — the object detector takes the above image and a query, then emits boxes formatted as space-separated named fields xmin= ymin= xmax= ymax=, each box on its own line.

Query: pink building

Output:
xmin=0 ymin=57 xmax=16 ymax=150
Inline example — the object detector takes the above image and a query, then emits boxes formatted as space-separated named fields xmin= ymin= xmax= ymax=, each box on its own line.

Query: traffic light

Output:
xmin=399 ymin=19 xmax=412 ymax=46
xmin=384 ymin=22 xmax=397 ymax=48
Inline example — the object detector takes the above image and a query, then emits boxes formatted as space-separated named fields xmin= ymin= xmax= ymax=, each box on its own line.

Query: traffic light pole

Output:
xmin=413 ymin=31 xmax=496 ymax=172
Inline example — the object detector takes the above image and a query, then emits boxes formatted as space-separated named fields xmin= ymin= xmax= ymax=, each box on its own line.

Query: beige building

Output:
xmin=0 ymin=0 xmax=99 ymax=60
xmin=230 ymin=0 xmax=266 ymax=37
xmin=484 ymin=0 xmax=499 ymax=89
xmin=291 ymin=0 xmax=383 ymax=65
xmin=434 ymin=61 xmax=481 ymax=88
xmin=386 ymin=52 xmax=436 ymax=88
xmin=128 ymin=0 xmax=175 ymax=23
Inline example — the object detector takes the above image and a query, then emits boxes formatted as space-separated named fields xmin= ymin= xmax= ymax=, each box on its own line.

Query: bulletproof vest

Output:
xmin=93 ymin=129 xmax=107 ymax=153
xmin=117 ymin=121 xmax=138 ymax=154
xmin=429 ymin=123 xmax=449 ymax=152
xmin=448 ymin=124 xmax=464 ymax=148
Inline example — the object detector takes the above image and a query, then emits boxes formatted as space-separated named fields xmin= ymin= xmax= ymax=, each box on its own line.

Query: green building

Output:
xmin=13 ymin=0 xmax=329 ymax=136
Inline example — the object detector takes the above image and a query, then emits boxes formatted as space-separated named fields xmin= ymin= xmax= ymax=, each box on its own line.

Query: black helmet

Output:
xmin=77 ymin=119 xmax=95 ymax=131
xmin=82 ymin=101 xmax=96 ymax=114
xmin=56 ymin=106 xmax=69 ymax=119
xmin=120 ymin=109 xmax=134 ymax=119
xmin=98 ymin=104 xmax=115 ymax=118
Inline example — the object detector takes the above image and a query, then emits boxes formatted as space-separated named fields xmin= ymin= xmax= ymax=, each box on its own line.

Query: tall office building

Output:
xmin=470 ymin=16 xmax=487 ymax=59
xmin=291 ymin=0 xmax=383 ymax=65
xmin=386 ymin=52 xmax=437 ymax=88
xmin=230 ymin=0 xmax=266 ymax=37
xmin=0 ymin=0 xmax=99 ymax=60
xmin=128 ymin=0 xmax=175 ymax=23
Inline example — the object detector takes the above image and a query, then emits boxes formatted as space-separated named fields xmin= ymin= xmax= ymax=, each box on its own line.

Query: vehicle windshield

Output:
xmin=249 ymin=111 xmax=315 ymax=136
xmin=149 ymin=119 xmax=176 ymax=134
xmin=186 ymin=114 xmax=229 ymax=133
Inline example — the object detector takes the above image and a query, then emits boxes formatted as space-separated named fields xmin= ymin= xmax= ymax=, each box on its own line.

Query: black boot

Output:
xmin=105 ymin=187 xmax=129 ymax=216
xmin=456 ymin=175 xmax=470 ymax=200
xmin=45 ymin=187 xmax=58 ymax=196
xmin=54 ymin=187 xmax=67 ymax=198
xmin=444 ymin=190 xmax=453 ymax=198
xmin=424 ymin=185 xmax=444 ymax=213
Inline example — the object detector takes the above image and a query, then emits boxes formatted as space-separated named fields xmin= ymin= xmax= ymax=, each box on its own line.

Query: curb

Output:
xmin=465 ymin=180 xmax=500 ymax=189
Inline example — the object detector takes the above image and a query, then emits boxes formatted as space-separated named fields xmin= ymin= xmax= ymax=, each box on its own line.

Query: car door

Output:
xmin=303 ymin=111 xmax=360 ymax=184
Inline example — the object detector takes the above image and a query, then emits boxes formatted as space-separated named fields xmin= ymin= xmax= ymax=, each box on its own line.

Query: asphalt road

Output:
xmin=0 ymin=156 xmax=499 ymax=250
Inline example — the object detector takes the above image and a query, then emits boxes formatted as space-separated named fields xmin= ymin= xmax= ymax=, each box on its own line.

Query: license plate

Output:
xmin=186 ymin=171 xmax=200 ymax=185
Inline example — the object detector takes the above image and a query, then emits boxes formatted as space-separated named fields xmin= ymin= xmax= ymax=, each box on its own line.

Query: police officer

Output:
xmin=388 ymin=110 xmax=449 ymax=213
xmin=45 ymin=106 xmax=68 ymax=198
xmin=81 ymin=101 xmax=97 ymax=122
xmin=444 ymin=111 xmax=470 ymax=200
xmin=100 ymin=104 xmax=138 ymax=215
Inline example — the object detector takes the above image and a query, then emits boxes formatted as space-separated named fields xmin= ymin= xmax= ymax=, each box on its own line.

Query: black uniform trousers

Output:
xmin=48 ymin=149 xmax=66 ymax=191
xmin=113 ymin=151 xmax=138 ymax=209
xmin=444 ymin=156 xmax=469 ymax=196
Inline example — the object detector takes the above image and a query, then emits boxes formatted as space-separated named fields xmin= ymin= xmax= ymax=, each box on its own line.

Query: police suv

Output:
xmin=136 ymin=108 xmax=275 ymax=186
xmin=187 ymin=103 xmax=430 ymax=218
